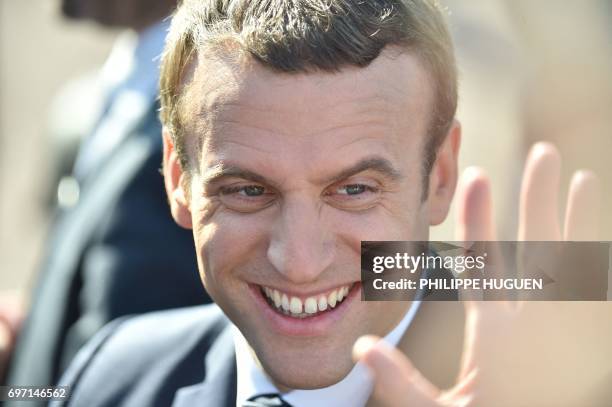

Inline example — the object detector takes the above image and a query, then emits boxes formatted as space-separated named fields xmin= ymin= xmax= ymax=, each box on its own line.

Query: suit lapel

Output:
xmin=173 ymin=325 xmax=237 ymax=407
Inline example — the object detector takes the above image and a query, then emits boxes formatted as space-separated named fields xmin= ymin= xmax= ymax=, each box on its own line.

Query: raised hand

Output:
xmin=353 ymin=142 xmax=608 ymax=406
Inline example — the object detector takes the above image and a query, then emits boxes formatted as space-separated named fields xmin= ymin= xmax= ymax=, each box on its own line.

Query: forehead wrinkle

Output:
xmin=210 ymin=116 xmax=283 ymax=139
xmin=213 ymin=100 xmax=393 ymax=139
xmin=210 ymin=103 xmax=286 ymax=136
xmin=313 ymin=95 xmax=397 ymax=131
xmin=219 ymin=139 xmax=275 ymax=156
xmin=324 ymin=93 xmax=396 ymax=116
xmin=211 ymin=92 xmax=397 ymax=141
xmin=205 ymin=105 xmax=291 ymax=154
xmin=302 ymin=120 xmax=391 ymax=140
xmin=330 ymin=133 xmax=391 ymax=151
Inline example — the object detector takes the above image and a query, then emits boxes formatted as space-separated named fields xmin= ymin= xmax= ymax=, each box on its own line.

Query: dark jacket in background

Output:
xmin=6 ymin=101 xmax=211 ymax=395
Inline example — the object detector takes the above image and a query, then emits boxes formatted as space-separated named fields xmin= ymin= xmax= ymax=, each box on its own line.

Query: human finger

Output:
xmin=563 ymin=170 xmax=601 ymax=241
xmin=353 ymin=335 xmax=440 ymax=407
xmin=518 ymin=142 xmax=562 ymax=241
xmin=455 ymin=167 xmax=496 ymax=242
xmin=454 ymin=167 xmax=508 ymax=301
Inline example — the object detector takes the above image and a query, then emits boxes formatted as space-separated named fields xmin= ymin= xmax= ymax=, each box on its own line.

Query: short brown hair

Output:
xmin=160 ymin=0 xmax=457 ymax=191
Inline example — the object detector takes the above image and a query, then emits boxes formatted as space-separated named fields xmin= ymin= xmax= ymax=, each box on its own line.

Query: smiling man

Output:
xmin=53 ymin=0 xmax=462 ymax=405
xmin=164 ymin=50 xmax=458 ymax=392
xmin=160 ymin=0 xmax=459 ymax=396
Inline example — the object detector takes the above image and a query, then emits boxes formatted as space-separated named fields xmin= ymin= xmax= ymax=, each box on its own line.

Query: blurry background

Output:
xmin=0 ymin=0 xmax=116 ymax=295
xmin=1 ymin=0 xmax=611 ymax=299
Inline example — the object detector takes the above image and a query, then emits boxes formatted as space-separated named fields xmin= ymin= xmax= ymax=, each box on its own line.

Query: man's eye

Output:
xmin=336 ymin=184 xmax=368 ymax=195
xmin=219 ymin=184 xmax=275 ymax=212
xmin=325 ymin=183 xmax=381 ymax=210
xmin=220 ymin=185 xmax=266 ymax=196
xmin=239 ymin=185 xmax=265 ymax=196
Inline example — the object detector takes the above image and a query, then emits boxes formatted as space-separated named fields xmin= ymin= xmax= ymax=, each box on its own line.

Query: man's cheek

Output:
xmin=190 ymin=195 xmax=222 ymax=226
xmin=196 ymin=217 xmax=266 ymax=277
xmin=335 ymin=209 xmax=416 ymax=243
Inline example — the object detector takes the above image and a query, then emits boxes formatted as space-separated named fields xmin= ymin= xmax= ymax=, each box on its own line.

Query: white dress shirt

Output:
xmin=234 ymin=299 xmax=422 ymax=407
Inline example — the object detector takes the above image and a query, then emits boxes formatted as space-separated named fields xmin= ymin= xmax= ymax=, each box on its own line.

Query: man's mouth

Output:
xmin=259 ymin=284 xmax=355 ymax=319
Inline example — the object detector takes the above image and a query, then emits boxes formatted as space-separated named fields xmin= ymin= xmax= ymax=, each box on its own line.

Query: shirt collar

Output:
xmin=233 ymin=299 xmax=422 ymax=407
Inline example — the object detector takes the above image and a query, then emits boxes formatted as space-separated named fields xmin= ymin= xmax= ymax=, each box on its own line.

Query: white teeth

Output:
xmin=261 ymin=284 xmax=353 ymax=317
xmin=304 ymin=297 xmax=318 ymax=314
xmin=328 ymin=290 xmax=337 ymax=308
xmin=281 ymin=294 xmax=290 ymax=311
xmin=273 ymin=290 xmax=281 ymax=308
xmin=290 ymin=297 xmax=303 ymax=314
xmin=318 ymin=296 xmax=327 ymax=311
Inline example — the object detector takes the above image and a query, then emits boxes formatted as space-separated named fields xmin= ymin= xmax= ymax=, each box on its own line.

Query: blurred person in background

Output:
xmin=2 ymin=0 xmax=213 ymax=392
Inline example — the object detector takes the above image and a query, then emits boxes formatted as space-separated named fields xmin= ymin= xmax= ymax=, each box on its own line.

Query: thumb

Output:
xmin=353 ymin=335 xmax=440 ymax=407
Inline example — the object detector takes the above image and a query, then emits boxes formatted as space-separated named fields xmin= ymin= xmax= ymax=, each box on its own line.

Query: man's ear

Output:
xmin=162 ymin=127 xmax=193 ymax=229
xmin=427 ymin=120 xmax=461 ymax=226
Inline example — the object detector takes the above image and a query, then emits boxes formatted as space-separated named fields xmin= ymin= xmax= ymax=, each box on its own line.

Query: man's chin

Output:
xmin=265 ymin=361 xmax=355 ymax=391
xmin=255 ymin=343 xmax=357 ymax=391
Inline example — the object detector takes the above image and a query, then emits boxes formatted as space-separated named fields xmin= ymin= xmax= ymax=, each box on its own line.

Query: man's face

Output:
xmin=165 ymin=48 xmax=458 ymax=389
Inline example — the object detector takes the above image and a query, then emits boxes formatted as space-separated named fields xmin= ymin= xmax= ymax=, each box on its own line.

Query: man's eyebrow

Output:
xmin=322 ymin=156 xmax=403 ymax=184
xmin=201 ymin=156 xmax=402 ymax=187
xmin=201 ymin=163 xmax=270 ymax=186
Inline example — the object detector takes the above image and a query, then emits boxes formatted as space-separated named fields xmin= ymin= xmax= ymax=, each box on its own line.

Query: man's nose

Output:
xmin=267 ymin=197 xmax=334 ymax=284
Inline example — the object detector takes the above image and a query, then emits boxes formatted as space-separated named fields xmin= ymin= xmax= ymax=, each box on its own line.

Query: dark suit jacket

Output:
xmin=51 ymin=305 xmax=236 ymax=407
xmin=48 ymin=296 xmax=465 ymax=407
xmin=6 ymin=101 xmax=210 ymax=394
